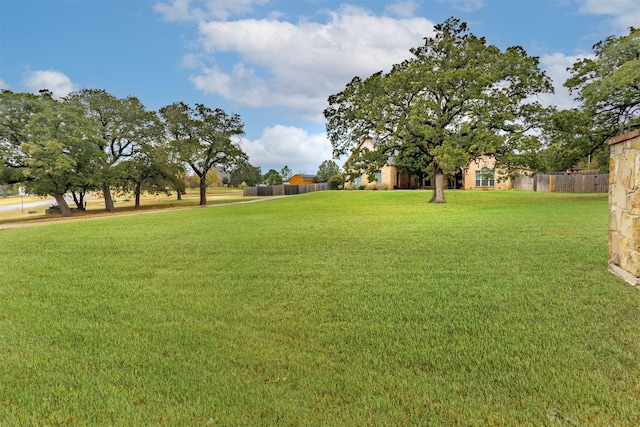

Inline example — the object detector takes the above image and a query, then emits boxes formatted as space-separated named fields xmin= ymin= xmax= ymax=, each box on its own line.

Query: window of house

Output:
xmin=376 ymin=171 xmax=382 ymax=184
xmin=475 ymin=167 xmax=495 ymax=187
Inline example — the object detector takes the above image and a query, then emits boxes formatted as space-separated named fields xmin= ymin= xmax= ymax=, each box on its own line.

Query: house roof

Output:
xmin=292 ymin=174 xmax=316 ymax=181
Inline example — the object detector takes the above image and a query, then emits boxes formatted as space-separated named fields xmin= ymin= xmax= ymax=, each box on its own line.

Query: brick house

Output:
xmin=344 ymin=140 xmax=513 ymax=190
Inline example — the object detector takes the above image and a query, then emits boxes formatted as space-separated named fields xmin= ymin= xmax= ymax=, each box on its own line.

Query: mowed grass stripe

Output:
xmin=1 ymin=190 xmax=639 ymax=425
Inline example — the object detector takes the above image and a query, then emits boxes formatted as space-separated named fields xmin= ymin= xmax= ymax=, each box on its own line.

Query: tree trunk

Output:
xmin=176 ymin=190 xmax=182 ymax=200
xmin=430 ymin=165 xmax=446 ymax=203
xmin=72 ymin=191 xmax=85 ymax=211
xmin=103 ymin=182 xmax=115 ymax=212
xmin=53 ymin=193 xmax=73 ymax=217
xmin=135 ymin=182 xmax=141 ymax=209
xmin=199 ymin=175 xmax=207 ymax=205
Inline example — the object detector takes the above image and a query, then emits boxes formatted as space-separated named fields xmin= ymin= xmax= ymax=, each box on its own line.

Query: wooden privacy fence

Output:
xmin=243 ymin=182 xmax=330 ymax=197
xmin=513 ymin=173 xmax=609 ymax=193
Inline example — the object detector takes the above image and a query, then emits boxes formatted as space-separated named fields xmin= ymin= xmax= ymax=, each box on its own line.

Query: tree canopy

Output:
xmin=324 ymin=18 xmax=553 ymax=202
xmin=279 ymin=165 xmax=293 ymax=182
xmin=159 ymin=102 xmax=247 ymax=205
xmin=0 ymin=91 xmax=105 ymax=216
xmin=540 ymin=26 xmax=640 ymax=172
xmin=1 ymin=89 xmax=248 ymax=213
xmin=66 ymin=89 xmax=160 ymax=212
xmin=315 ymin=160 xmax=341 ymax=183
xmin=566 ymin=26 xmax=640 ymax=134
xmin=263 ymin=169 xmax=283 ymax=185
xmin=230 ymin=163 xmax=262 ymax=187
xmin=2 ymin=22 xmax=635 ymax=209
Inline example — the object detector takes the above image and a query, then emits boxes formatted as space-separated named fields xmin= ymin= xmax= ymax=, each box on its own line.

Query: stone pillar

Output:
xmin=608 ymin=129 xmax=640 ymax=287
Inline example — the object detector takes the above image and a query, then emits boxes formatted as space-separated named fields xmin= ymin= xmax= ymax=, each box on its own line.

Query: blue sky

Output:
xmin=1 ymin=0 xmax=637 ymax=174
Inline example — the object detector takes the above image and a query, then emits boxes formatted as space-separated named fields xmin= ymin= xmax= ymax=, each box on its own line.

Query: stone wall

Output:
xmin=608 ymin=129 xmax=640 ymax=287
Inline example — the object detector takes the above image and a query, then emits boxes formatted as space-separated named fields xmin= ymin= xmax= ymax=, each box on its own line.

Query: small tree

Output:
xmin=280 ymin=165 xmax=293 ymax=182
xmin=230 ymin=163 xmax=262 ymax=187
xmin=206 ymin=169 xmax=220 ymax=187
xmin=327 ymin=173 xmax=345 ymax=190
xmin=263 ymin=169 xmax=283 ymax=185
xmin=315 ymin=160 xmax=341 ymax=183
xmin=118 ymin=144 xmax=184 ymax=208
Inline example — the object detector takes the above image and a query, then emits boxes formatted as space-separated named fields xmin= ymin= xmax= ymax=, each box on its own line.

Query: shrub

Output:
xmin=327 ymin=174 xmax=345 ymax=190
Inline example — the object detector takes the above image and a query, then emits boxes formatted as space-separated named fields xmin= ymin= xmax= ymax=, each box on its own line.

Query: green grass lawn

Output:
xmin=1 ymin=190 xmax=639 ymax=426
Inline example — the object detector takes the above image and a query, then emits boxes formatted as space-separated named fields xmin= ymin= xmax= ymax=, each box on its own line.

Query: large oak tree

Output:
xmin=0 ymin=91 xmax=103 ymax=216
xmin=66 ymin=89 xmax=159 ymax=212
xmin=324 ymin=18 xmax=552 ymax=202
xmin=159 ymin=102 xmax=247 ymax=205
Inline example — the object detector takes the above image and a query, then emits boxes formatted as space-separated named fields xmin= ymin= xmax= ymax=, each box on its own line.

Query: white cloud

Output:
xmin=23 ymin=70 xmax=77 ymax=99
xmin=180 ymin=53 xmax=203 ymax=69
xmin=240 ymin=125 xmax=333 ymax=174
xmin=578 ymin=0 xmax=640 ymax=32
xmin=539 ymin=52 xmax=594 ymax=110
xmin=386 ymin=1 xmax=419 ymax=18
xmin=437 ymin=0 xmax=484 ymax=13
xmin=154 ymin=0 xmax=268 ymax=22
xmin=203 ymin=0 xmax=269 ymax=20
xmin=190 ymin=63 xmax=270 ymax=107
xmin=189 ymin=5 xmax=434 ymax=121
xmin=0 ymin=79 xmax=9 ymax=90
xmin=154 ymin=0 xmax=195 ymax=22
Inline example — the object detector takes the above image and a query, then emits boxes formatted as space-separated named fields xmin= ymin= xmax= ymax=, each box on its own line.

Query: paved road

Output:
xmin=0 ymin=198 xmax=55 ymax=212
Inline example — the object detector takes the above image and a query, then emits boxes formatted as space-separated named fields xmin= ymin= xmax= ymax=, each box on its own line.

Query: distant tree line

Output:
xmin=229 ymin=161 xmax=343 ymax=188
xmin=0 ymin=89 xmax=253 ymax=216
xmin=0 ymin=87 xmax=346 ymax=216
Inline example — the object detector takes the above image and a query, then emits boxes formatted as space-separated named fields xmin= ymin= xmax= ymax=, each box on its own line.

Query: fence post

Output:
xmin=549 ymin=174 xmax=553 ymax=192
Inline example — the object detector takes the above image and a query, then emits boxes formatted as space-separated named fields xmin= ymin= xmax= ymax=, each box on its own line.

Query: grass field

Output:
xmin=1 ymin=190 xmax=639 ymax=426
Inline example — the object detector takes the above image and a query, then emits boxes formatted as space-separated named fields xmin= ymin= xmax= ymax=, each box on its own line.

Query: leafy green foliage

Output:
xmin=66 ymin=89 xmax=160 ymax=212
xmin=342 ymin=144 xmax=388 ymax=183
xmin=2 ymin=89 xmax=253 ymax=211
xmin=539 ymin=27 xmax=640 ymax=172
xmin=0 ymin=91 xmax=105 ymax=216
xmin=159 ymin=102 xmax=247 ymax=204
xmin=263 ymin=168 xmax=283 ymax=185
xmin=393 ymin=144 xmax=433 ymax=183
xmin=314 ymin=159 xmax=341 ymax=183
xmin=0 ymin=90 xmax=48 ymax=181
xmin=279 ymin=165 xmax=293 ymax=182
xmin=118 ymin=145 xmax=186 ymax=208
xmin=230 ymin=163 xmax=262 ymax=187
xmin=566 ymin=27 xmax=640 ymax=133
xmin=327 ymin=173 xmax=345 ymax=189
